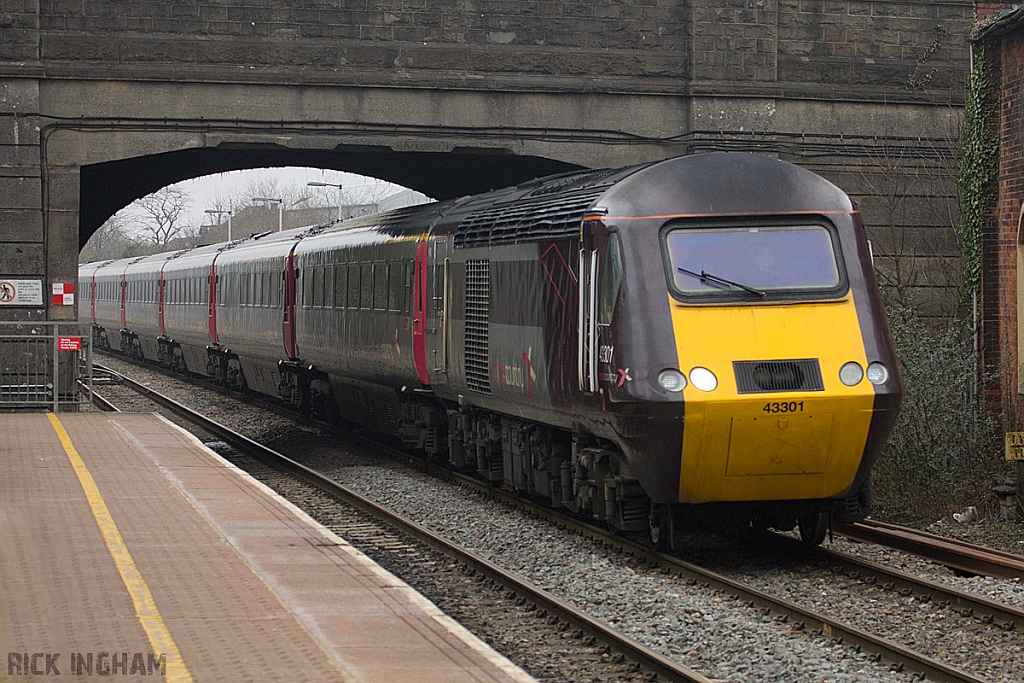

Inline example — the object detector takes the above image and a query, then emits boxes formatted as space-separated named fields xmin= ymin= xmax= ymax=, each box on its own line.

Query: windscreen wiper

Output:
xmin=677 ymin=267 xmax=766 ymax=298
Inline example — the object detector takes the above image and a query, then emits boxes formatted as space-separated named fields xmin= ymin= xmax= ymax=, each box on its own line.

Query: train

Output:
xmin=80 ymin=152 xmax=903 ymax=548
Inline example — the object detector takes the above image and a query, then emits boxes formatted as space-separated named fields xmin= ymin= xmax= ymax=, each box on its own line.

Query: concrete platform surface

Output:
xmin=0 ymin=411 xmax=536 ymax=683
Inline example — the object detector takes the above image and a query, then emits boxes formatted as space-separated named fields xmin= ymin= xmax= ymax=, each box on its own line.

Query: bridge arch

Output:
xmin=76 ymin=142 xmax=583 ymax=249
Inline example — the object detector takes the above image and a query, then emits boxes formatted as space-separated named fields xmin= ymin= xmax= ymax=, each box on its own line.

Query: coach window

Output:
xmin=313 ymin=267 xmax=324 ymax=308
xmin=598 ymin=233 xmax=623 ymax=325
xmin=372 ymin=262 xmax=386 ymax=311
xmin=360 ymin=264 xmax=373 ymax=309
xmin=347 ymin=265 xmax=359 ymax=309
xmin=388 ymin=263 xmax=404 ymax=312
xmin=324 ymin=265 xmax=334 ymax=308
xmin=334 ymin=265 xmax=347 ymax=309
xmin=300 ymin=268 xmax=310 ymax=308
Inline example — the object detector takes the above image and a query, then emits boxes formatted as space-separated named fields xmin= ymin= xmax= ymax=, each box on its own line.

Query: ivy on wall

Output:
xmin=956 ymin=43 xmax=1000 ymax=309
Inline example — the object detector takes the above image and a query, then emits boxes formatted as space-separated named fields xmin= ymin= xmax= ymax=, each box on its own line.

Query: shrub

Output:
xmin=872 ymin=300 xmax=1004 ymax=523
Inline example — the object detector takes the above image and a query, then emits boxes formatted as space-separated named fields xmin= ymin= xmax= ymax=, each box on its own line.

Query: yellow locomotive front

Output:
xmin=584 ymin=153 xmax=902 ymax=544
xmin=662 ymin=220 xmax=886 ymax=507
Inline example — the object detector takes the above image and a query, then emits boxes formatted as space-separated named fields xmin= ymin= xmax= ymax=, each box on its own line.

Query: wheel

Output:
xmin=648 ymin=504 xmax=675 ymax=552
xmin=797 ymin=508 xmax=829 ymax=545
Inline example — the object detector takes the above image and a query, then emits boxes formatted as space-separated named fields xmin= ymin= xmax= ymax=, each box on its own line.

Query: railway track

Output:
xmin=91 ymin=360 xmax=1022 ymax=683
xmin=836 ymin=520 xmax=1024 ymax=581
xmin=430 ymin=465 xmax=1022 ymax=683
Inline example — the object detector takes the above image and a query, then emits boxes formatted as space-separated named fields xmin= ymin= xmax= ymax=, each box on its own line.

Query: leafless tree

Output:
xmin=79 ymin=212 xmax=152 ymax=262
xmin=133 ymin=187 xmax=193 ymax=248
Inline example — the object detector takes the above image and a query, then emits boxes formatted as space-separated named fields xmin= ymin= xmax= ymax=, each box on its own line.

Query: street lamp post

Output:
xmin=204 ymin=208 xmax=233 ymax=241
xmin=307 ymin=181 xmax=343 ymax=222
xmin=252 ymin=197 xmax=283 ymax=232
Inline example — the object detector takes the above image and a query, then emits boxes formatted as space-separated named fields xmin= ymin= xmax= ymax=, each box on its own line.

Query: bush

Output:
xmin=872 ymin=300 xmax=1004 ymax=523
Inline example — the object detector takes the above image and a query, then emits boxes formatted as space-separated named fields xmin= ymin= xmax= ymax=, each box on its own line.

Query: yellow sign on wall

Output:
xmin=1006 ymin=432 xmax=1024 ymax=461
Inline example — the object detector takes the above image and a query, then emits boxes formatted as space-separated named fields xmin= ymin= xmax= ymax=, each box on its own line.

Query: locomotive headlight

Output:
xmin=866 ymin=362 xmax=889 ymax=385
xmin=689 ymin=367 xmax=718 ymax=392
xmin=839 ymin=361 xmax=863 ymax=386
xmin=658 ymin=369 xmax=687 ymax=392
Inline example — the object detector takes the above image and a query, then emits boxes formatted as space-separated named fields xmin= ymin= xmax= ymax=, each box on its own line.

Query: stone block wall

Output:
xmin=17 ymin=1 xmax=970 ymax=100
xmin=0 ymin=1 xmax=986 ymax=325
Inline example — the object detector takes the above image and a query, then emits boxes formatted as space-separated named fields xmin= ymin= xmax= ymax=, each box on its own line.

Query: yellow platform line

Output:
xmin=47 ymin=413 xmax=193 ymax=683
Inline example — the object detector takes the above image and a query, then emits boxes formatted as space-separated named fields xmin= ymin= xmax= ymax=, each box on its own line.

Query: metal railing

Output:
xmin=0 ymin=322 xmax=93 ymax=411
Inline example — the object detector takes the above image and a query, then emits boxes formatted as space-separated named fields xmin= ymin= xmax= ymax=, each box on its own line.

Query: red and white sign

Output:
xmin=52 ymin=282 xmax=74 ymax=306
xmin=58 ymin=337 xmax=81 ymax=351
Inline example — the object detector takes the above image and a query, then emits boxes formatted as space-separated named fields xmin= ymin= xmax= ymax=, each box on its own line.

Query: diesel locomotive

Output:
xmin=80 ymin=152 xmax=902 ymax=547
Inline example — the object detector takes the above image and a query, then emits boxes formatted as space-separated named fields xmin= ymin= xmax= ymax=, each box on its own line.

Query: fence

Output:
xmin=0 ymin=322 xmax=93 ymax=411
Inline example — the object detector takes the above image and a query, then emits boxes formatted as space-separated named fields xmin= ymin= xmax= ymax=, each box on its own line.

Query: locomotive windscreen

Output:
xmin=664 ymin=223 xmax=843 ymax=300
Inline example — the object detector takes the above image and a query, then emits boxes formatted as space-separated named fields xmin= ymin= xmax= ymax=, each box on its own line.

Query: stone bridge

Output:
xmin=1 ymin=1 xmax=975 ymax=325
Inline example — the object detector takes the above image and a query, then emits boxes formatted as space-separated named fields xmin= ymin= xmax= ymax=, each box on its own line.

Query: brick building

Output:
xmin=974 ymin=4 xmax=1024 ymax=424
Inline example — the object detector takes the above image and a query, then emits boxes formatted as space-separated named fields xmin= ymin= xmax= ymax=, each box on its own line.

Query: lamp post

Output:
xmin=252 ymin=197 xmax=283 ymax=232
xmin=307 ymin=181 xmax=343 ymax=222
xmin=204 ymin=208 xmax=233 ymax=241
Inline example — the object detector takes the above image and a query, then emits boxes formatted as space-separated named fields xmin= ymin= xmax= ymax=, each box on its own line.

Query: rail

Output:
xmin=836 ymin=519 xmax=1024 ymax=580
xmin=0 ymin=321 xmax=92 ymax=411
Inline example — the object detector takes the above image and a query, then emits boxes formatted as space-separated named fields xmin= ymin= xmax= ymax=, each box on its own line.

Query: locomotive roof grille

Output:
xmin=454 ymin=170 xmax=620 ymax=248
xmin=733 ymin=359 xmax=825 ymax=394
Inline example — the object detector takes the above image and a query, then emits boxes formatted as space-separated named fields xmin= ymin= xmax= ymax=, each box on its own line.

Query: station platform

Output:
xmin=0 ymin=411 xmax=536 ymax=683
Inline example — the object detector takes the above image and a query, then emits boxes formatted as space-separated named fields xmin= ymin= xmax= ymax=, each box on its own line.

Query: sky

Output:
xmin=130 ymin=167 xmax=420 ymax=234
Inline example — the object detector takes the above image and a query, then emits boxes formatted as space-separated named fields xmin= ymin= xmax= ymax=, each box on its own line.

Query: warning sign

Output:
xmin=52 ymin=282 xmax=74 ymax=306
xmin=1007 ymin=432 xmax=1024 ymax=461
xmin=58 ymin=337 xmax=81 ymax=351
xmin=0 ymin=279 xmax=44 ymax=306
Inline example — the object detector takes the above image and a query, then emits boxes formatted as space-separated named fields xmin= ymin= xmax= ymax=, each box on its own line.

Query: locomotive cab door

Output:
xmin=579 ymin=229 xmax=622 ymax=396
xmin=578 ymin=247 xmax=598 ymax=393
